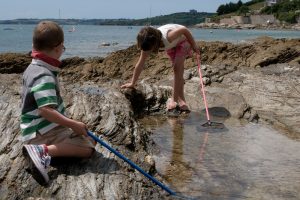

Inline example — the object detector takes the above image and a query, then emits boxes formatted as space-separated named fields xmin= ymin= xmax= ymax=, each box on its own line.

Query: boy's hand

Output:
xmin=121 ymin=82 xmax=135 ymax=89
xmin=70 ymin=121 xmax=88 ymax=136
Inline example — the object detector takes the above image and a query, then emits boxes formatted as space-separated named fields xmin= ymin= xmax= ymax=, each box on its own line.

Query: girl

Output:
xmin=121 ymin=24 xmax=199 ymax=114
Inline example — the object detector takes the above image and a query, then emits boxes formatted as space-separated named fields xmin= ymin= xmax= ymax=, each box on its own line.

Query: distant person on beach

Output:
xmin=121 ymin=24 xmax=199 ymax=115
xmin=20 ymin=21 xmax=95 ymax=185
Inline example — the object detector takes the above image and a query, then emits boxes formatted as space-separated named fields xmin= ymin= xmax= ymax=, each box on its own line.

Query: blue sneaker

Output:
xmin=23 ymin=144 xmax=51 ymax=185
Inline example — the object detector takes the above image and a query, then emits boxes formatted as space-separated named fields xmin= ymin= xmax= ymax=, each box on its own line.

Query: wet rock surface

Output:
xmin=0 ymin=37 xmax=299 ymax=199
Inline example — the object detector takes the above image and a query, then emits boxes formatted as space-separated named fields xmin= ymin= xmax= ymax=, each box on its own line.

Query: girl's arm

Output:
xmin=167 ymin=26 xmax=199 ymax=54
xmin=121 ymin=50 xmax=150 ymax=88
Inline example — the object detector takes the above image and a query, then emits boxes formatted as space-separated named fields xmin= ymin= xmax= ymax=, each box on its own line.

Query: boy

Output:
xmin=21 ymin=21 xmax=95 ymax=185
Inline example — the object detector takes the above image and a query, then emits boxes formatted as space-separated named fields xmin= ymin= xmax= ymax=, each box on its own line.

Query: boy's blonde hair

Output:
xmin=33 ymin=21 xmax=64 ymax=51
xmin=137 ymin=26 xmax=162 ymax=53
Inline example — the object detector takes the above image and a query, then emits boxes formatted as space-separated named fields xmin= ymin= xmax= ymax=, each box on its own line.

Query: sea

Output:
xmin=0 ymin=24 xmax=299 ymax=58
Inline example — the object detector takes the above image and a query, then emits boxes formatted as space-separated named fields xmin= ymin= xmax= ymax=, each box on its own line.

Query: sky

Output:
xmin=0 ymin=0 xmax=246 ymax=20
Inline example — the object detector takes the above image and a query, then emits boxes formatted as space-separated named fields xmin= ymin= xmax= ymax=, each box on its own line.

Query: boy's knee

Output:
xmin=84 ymin=148 xmax=95 ymax=158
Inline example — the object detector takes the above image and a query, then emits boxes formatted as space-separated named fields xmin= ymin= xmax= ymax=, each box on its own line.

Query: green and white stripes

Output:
xmin=20 ymin=103 xmax=65 ymax=140
xmin=20 ymin=59 xmax=65 ymax=141
xmin=31 ymin=76 xmax=57 ymax=107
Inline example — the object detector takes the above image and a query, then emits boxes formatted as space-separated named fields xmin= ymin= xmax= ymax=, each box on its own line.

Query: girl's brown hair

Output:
xmin=137 ymin=26 xmax=162 ymax=53
xmin=33 ymin=21 xmax=64 ymax=51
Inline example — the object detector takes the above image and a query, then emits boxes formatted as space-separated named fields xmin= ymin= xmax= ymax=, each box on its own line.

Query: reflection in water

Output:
xmin=141 ymin=112 xmax=300 ymax=200
xmin=199 ymin=132 xmax=208 ymax=163
xmin=164 ymin=118 xmax=193 ymax=189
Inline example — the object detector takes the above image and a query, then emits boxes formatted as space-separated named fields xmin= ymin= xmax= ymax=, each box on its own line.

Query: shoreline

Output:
xmin=1 ymin=23 xmax=300 ymax=31
xmin=1 ymin=36 xmax=300 ymax=60
xmin=193 ymin=22 xmax=300 ymax=31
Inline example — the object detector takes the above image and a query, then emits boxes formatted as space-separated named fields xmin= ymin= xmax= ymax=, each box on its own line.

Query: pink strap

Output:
xmin=196 ymin=53 xmax=210 ymax=121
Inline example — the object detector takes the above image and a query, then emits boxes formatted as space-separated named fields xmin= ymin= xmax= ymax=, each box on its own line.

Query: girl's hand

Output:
xmin=121 ymin=82 xmax=135 ymax=89
xmin=193 ymin=45 xmax=200 ymax=55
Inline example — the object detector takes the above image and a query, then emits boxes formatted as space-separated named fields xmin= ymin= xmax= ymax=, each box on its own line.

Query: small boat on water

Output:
xmin=3 ymin=28 xmax=15 ymax=31
xmin=100 ymin=42 xmax=110 ymax=47
xmin=68 ymin=26 xmax=76 ymax=32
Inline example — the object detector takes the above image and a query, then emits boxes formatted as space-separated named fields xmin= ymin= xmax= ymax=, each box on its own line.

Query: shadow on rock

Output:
xmin=122 ymin=88 xmax=147 ymax=116
xmin=204 ymin=106 xmax=231 ymax=118
xmin=48 ymin=151 xmax=120 ymax=181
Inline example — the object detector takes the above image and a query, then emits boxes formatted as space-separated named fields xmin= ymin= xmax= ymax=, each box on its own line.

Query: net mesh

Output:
xmin=202 ymin=121 xmax=225 ymax=129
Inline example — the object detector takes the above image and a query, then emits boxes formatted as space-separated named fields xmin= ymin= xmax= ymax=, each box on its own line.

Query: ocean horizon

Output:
xmin=1 ymin=24 xmax=299 ymax=58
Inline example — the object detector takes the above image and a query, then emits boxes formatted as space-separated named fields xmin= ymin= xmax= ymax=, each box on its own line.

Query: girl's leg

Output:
xmin=173 ymin=56 xmax=188 ymax=109
xmin=167 ymin=98 xmax=177 ymax=110
xmin=166 ymin=49 xmax=177 ymax=110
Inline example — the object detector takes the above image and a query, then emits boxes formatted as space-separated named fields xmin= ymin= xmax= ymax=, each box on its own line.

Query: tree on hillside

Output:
xmin=216 ymin=0 xmax=244 ymax=15
xmin=238 ymin=5 xmax=250 ymax=16
xmin=237 ymin=0 xmax=243 ymax=8
xmin=217 ymin=5 xmax=226 ymax=15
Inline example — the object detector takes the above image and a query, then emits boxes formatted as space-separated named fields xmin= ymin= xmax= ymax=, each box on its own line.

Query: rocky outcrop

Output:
xmin=0 ymin=73 xmax=169 ymax=199
xmin=0 ymin=37 xmax=299 ymax=199
xmin=194 ymin=22 xmax=300 ymax=30
xmin=0 ymin=53 xmax=31 ymax=74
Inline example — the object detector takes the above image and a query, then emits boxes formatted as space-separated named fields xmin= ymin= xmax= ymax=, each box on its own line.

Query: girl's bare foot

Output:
xmin=166 ymin=98 xmax=177 ymax=110
xmin=179 ymin=104 xmax=191 ymax=113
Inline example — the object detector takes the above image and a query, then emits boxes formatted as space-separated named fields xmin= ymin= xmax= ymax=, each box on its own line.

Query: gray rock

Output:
xmin=1 ymin=37 xmax=300 ymax=198
xmin=0 ymin=74 xmax=165 ymax=200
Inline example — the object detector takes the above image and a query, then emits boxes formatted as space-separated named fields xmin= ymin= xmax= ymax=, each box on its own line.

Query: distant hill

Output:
xmin=260 ymin=0 xmax=300 ymax=23
xmin=0 ymin=11 xmax=215 ymax=26
xmin=123 ymin=12 xmax=215 ymax=26
xmin=216 ymin=0 xmax=265 ymax=16
xmin=212 ymin=0 xmax=265 ymax=21
xmin=214 ymin=0 xmax=300 ymax=24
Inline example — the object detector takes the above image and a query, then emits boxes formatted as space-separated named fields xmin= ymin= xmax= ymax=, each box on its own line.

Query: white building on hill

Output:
xmin=265 ymin=0 xmax=282 ymax=6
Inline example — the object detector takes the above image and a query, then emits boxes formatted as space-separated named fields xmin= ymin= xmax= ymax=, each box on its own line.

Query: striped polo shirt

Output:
xmin=20 ymin=59 xmax=66 ymax=141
